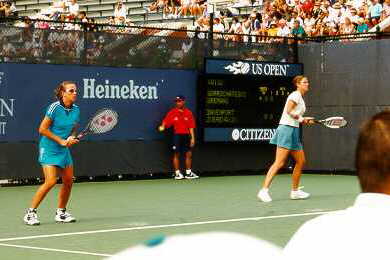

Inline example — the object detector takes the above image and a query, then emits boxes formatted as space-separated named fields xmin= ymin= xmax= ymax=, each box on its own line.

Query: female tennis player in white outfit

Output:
xmin=258 ymin=75 xmax=314 ymax=202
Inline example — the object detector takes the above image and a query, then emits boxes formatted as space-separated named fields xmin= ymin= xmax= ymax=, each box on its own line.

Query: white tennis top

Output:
xmin=283 ymin=193 xmax=390 ymax=260
xmin=279 ymin=90 xmax=306 ymax=127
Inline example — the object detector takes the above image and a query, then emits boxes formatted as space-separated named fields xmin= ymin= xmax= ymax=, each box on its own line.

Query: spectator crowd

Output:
xmin=0 ymin=0 xmax=17 ymax=17
xmin=192 ymin=0 xmax=390 ymax=41
xmin=3 ymin=0 xmax=390 ymax=39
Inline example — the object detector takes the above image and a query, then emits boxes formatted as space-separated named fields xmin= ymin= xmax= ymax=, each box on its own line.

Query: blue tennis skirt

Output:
xmin=39 ymin=147 xmax=73 ymax=169
xmin=270 ymin=124 xmax=303 ymax=150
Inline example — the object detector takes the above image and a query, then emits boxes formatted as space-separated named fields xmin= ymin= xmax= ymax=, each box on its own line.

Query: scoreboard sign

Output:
xmin=199 ymin=58 xmax=303 ymax=143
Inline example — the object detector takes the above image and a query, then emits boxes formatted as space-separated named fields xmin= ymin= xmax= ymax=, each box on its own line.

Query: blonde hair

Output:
xmin=54 ymin=81 xmax=76 ymax=101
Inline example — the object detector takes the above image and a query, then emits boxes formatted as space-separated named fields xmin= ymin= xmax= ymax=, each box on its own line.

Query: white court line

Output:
xmin=0 ymin=243 xmax=112 ymax=257
xmin=0 ymin=210 xmax=338 ymax=243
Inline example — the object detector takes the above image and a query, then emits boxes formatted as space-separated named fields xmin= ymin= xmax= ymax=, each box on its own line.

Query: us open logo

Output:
xmin=224 ymin=62 xmax=250 ymax=75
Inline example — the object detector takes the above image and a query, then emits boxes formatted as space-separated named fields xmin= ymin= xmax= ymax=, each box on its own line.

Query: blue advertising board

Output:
xmin=0 ymin=63 xmax=197 ymax=142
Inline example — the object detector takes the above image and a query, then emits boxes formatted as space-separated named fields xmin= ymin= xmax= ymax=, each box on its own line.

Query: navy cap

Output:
xmin=174 ymin=95 xmax=186 ymax=102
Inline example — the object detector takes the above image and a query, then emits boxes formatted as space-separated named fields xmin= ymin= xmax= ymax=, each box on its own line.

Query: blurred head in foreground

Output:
xmin=106 ymin=232 xmax=282 ymax=260
xmin=356 ymin=110 xmax=390 ymax=193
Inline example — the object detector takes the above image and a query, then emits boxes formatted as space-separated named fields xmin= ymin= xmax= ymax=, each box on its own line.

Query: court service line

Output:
xmin=0 ymin=243 xmax=112 ymax=257
xmin=0 ymin=210 xmax=338 ymax=243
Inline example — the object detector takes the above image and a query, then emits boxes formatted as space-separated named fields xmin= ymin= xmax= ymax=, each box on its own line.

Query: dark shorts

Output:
xmin=172 ymin=134 xmax=191 ymax=153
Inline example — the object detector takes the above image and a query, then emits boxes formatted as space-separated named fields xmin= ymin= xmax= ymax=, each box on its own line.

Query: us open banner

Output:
xmin=0 ymin=63 xmax=197 ymax=142
xmin=205 ymin=59 xmax=303 ymax=77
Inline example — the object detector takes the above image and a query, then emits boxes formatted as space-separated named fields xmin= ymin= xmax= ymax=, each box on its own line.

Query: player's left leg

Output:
xmin=58 ymin=165 xmax=74 ymax=209
xmin=289 ymin=149 xmax=310 ymax=199
xmin=55 ymin=165 xmax=76 ymax=222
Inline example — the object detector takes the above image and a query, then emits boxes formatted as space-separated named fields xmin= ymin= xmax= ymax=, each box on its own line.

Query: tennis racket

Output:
xmin=77 ymin=108 xmax=119 ymax=139
xmin=314 ymin=116 xmax=347 ymax=129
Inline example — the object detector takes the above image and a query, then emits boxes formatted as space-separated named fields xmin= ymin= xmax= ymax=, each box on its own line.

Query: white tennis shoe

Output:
xmin=24 ymin=209 xmax=40 ymax=226
xmin=55 ymin=209 xmax=76 ymax=223
xmin=290 ymin=188 xmax=310 ymax=200
xmin=185 ymin=171 xmax=199 ymax=179
xmin=257 ymin=188 xmax=272 ymax=202
xmin=174 ymin=172 xmax=185 ymax=180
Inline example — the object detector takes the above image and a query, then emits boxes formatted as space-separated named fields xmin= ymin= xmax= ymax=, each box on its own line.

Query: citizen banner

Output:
xmin=204 ymin=128 xmax=277 ymax=142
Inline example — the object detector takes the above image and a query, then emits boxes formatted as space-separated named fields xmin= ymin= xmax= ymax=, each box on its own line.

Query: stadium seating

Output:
xmin=13 ymin=0 xmax=196 ymax=25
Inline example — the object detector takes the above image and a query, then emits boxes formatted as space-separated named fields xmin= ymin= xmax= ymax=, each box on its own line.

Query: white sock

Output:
xmin=261 ymin=188 xmax=269 ymax=192
xmin=186 ymin=169 xmax=192 ymax=175
xmin=175 ymin=170 xmax=181 ymax=175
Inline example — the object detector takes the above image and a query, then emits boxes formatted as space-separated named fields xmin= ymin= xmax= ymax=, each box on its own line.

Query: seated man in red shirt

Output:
xmin=158 ymin=96 xmax=199 ymax=180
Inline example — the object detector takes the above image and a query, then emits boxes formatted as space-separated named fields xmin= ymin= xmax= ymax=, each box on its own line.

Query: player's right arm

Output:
xmin=66 ymin=125 xmax=80 ymax=146
xmin=286 ymin=101 xmax=313 ymax=124
xmin=286 ymin=100 xmax=313 ymax=125
xmin=286 ymin=100 xmax=301 ymax=121
xmin=38 ymin=116 xmax=69 ymax=147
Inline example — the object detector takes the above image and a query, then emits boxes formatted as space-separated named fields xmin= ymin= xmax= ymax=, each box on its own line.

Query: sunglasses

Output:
xmin=65 ymin=89 xmax=77 ymax=94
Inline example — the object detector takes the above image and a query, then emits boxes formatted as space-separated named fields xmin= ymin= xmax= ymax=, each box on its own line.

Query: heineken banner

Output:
xmin=0 ymin=63 xmax=197 ymax=142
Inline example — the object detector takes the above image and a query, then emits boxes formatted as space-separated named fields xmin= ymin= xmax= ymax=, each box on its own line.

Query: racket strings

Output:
xmin=89 ymin=110 xmax=118 ymax=134
xmin=324 ymin=118 xmax=347 ymax=128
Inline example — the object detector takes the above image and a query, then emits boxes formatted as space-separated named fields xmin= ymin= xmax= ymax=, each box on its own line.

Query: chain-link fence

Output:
xmin=3 ymin=17 xmax=388 ymax=69
xmin=0 ymin=17 xmax=298 ymax=69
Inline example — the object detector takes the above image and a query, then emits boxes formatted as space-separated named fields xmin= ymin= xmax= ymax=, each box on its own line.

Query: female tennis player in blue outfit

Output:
xmin=257 ymin=76 xmax=314 ymax=203
xmin=24 ymin=81 xmax=80 ymax=225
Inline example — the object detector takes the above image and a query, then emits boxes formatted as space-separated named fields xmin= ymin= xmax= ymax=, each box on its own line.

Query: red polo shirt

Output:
xmin=163 ymin=107 xmax=195 ymax=134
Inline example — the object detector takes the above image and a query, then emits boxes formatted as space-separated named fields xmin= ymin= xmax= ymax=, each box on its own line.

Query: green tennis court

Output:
xmin=0 ymin=174 xmax=359 ymax=259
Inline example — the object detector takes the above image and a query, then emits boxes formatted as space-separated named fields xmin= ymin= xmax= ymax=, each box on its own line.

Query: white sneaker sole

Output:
xmin=55 ymin=218 xmax=76 ymax=223
xmin=290 ymin=195 xmax=310 ymax=200
xmin=258 ymin=197 xmax=272 ymax=203
xmin=24 ymin=221 xmax=40 ymax=226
